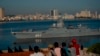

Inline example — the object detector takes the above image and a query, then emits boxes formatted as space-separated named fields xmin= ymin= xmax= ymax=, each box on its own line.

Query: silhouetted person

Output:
xmin=14 ymin=47 xmax=19 ymax=52
xmin=30 ymin=46 xmax=44 ymax=56
xmin=0 ymin=49 xmax=2 ymax=53
xmin=80 ymin=45 xmax=84 ymax=50
xmin=18 ymin=46 xmax=23 ymax=52
xmin=8 ymin=47 xmax=13 ymax=53
xmin=80 ymin=45 xmax=85 ymax=56
xmin=29 ymin=45 xmax=33 ymax=51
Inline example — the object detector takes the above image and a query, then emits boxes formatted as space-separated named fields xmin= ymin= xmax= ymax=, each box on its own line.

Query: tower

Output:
xmin=0 ymin=8 xmax=4 ymax=19
xmin=50 ymin=9 xmax=58 ymax=19
xmin=95 ymin=11 xmax=97 ymax=18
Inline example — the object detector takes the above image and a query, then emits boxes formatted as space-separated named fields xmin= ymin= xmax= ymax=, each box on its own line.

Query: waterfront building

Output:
xmin=75 ymin=10 xmax=91 ymax=18
xmin=62 ymin=13 xmax=74 ymax=19
xmin=50 ymin=9 xmax=58 ymax=20
xmin=0 ymin=8 xmax=4 ymax=19
xmin=75 ymin=13 xmax=80 ymax=18
xmin=98 ymin=14 xmax=100 ymax=19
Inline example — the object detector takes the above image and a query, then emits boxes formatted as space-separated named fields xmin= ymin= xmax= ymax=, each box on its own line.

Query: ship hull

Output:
xmin=14 ymin=35 xmax=100 ymax=47
xmin=12 ymin=30 xmax=100 ymax=39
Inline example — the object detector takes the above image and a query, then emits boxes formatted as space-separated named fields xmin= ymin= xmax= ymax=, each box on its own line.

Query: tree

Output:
xmin=87 ymin=43 xmax=100 ymax=54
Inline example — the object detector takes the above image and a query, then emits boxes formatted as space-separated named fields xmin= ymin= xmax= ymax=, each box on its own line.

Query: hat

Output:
xmin=72 ymin=38 xmax=77 ymax=43
xmin=48 ymin=44 xmax=53 ymax=48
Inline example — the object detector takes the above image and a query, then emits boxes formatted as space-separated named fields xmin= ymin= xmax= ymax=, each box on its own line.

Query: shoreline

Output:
xmin=0 ymin=19 xmax=100 ymax=23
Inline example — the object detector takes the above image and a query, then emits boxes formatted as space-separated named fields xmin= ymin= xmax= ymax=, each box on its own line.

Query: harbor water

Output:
xmin=0 ymin=19 xmax=100 ymax=50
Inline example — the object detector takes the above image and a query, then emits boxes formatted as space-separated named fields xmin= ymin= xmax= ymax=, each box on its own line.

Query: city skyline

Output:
xmin=0 ymin=0 xmax=100 ymax=15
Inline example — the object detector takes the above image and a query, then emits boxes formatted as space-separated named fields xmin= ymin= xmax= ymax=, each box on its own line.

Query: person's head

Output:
xmin=54 ymin=42 xmax=59 ymax=48
xmin=34 ymin=46 xmax=40 ymax=53
xmin=48 ymin=44 xmax=54 ymax=50
xmin=62 ymin=42 xmax=66 ymax=47
xmin=71 ymin=38 xmax=77 ymax=44
xmin=69 ymin=42 xmax=74 ymax=48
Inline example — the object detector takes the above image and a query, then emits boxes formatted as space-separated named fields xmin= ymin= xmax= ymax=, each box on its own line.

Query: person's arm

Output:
xmin=30 ymin=54 xmax=34 ymax=56
xmin=41 ymin=52 xmax=45 ymax=56
xmin=61 ymin=48 xmax=64 ymax=56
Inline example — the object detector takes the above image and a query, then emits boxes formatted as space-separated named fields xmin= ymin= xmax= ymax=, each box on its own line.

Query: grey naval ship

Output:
xmin=11 ymin=20 xmax=100 ymax=45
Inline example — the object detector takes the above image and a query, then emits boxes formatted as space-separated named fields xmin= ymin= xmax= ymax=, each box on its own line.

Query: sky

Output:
xmin=0 ymin=0 xmax=100 ymax=15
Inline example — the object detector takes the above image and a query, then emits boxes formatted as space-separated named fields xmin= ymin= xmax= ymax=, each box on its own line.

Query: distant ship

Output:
xmin=11 ymin=19 xmax=100 ymax=44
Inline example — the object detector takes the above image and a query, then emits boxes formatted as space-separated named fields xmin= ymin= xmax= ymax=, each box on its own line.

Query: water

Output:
xmin=0 ymin=19 xmax=100 ymax=50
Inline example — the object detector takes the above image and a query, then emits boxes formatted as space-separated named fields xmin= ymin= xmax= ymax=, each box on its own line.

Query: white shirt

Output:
xmin=30 ymin=52 xmax=44 ymax=56
xmin=68 ymin=47 xmax=76 ymax=56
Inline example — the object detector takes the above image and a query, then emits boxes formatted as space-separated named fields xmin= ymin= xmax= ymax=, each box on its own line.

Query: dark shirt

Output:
xmin=61 ymin=47 xmax=69 ymax=56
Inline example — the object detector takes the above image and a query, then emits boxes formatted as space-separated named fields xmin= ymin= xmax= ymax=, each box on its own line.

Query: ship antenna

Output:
xmin=57 ymin=19 xmax=64 ymax=28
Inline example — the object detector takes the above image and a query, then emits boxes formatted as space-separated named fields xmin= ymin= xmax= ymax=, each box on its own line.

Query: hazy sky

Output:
xmin=0 ymin=0 xmax=100 ymax=15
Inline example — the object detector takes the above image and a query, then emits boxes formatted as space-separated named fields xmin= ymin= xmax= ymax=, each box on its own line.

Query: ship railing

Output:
xmin=92 ymin=29 xmax=100 ymax=32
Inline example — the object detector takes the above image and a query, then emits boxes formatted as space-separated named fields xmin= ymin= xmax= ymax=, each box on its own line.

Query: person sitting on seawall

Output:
xmin=53 ymin=42 xmax=61 ymax=56
xmin=71 ymin=38 xmax=80 ymax=56
xmin=61 ymin=42 xmax=70 ymax=56
xmin=68 ymin=42 xmax=76 ymax=56
xmin=30 ymin=46 xmax=44 ymax=56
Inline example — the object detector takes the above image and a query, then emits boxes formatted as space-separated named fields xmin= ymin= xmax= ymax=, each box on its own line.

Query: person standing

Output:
xmin=71 ymin=38 xmax=80 ymax=56
xmin=61 ymin=42 xmax=70 ymax=56
xmin=53 ymin=42 xmax=61 ymax=56
xmin=68 ymin=42 xmax=76 ymax=56
xmin=80 ymin=45 xmax=85 ymax=56
xmin=30 ymin=46 xmax=44 ymax=56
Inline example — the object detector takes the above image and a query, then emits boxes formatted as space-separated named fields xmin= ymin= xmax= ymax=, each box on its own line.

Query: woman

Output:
xmin=53 ymin=42 xmax=61 ymax=56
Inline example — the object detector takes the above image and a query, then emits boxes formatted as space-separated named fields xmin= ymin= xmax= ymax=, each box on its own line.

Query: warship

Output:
xmin=11 ymin=20 xmax=100 ymax=44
